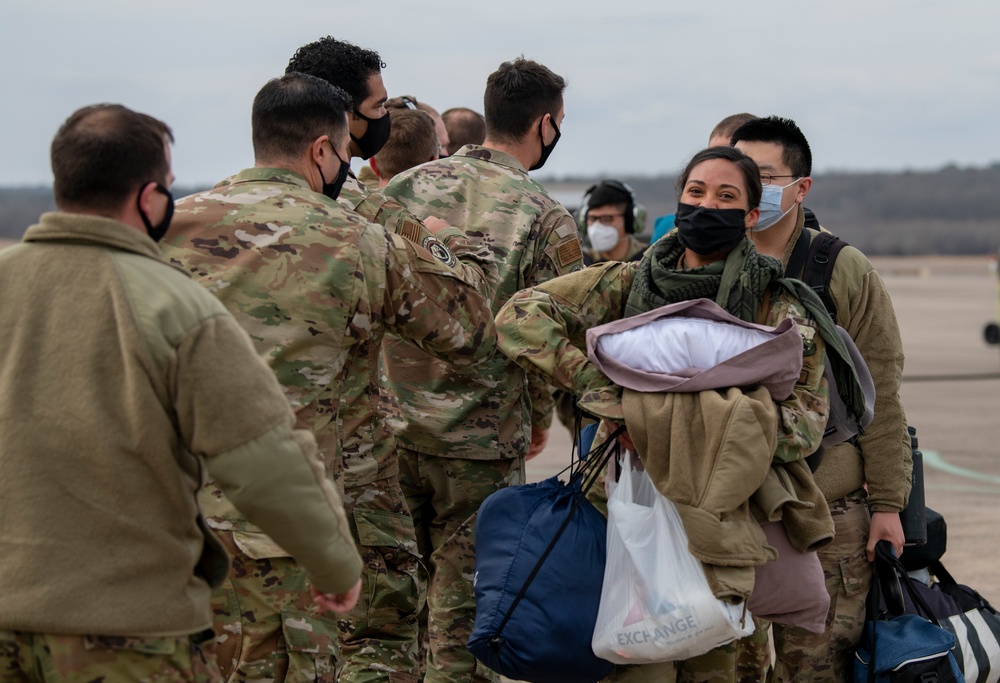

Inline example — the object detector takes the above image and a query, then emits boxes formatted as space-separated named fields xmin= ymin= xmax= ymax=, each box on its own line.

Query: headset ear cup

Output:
xmin=618 ymin=180 xmax=640 ymax=234
xmin=577 ymin=184 xmax=597 ymax=234
xmin=633 ymin=204 xmax=647 ymax=235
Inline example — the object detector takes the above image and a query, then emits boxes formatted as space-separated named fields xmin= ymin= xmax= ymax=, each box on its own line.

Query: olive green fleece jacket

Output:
xmin=0 ymin=213 xmax=362 ymax=637
xmin=782 ymin=214 xmax=912 ymax=511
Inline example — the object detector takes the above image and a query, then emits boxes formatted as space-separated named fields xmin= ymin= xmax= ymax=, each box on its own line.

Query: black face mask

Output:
xmin=137 ymin=182 xmax=174 ymax=242
xmin=529 ymin=118 xmax=561 ymax=171
xmin=350 ymin=109 xmax=391 ymax=160
xmin=318 ymin=150 xmax=351 ymax=201
xmin=674 ymin=202 xmax=747 ymax=256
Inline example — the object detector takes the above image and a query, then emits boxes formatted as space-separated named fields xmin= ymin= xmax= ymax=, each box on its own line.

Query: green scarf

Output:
xmin=626 ymin=233 xmax=866 ymax=427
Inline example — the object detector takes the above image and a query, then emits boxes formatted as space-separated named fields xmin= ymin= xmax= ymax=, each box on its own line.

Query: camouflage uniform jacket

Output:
xmin=494 ymin=260 xmax=830 ymax=464
xmin=381 ymin=144 xmax=585 ymax=460
xmin=339 ymin=174 xmax=498 ymax=293
xmin=161 ymin=168 xmax=497 ymax=518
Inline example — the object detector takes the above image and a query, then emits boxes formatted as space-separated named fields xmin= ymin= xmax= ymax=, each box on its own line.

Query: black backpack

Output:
xmin=784 ymin=228 xmax=849 ymax=321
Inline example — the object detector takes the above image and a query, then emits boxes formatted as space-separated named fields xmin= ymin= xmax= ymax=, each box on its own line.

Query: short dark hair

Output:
xmin=730 ymin=116 xmax=812 ymax=178
xmin=442 ymin=107 xmax=486 ymax=155
xmin=51 ymin=104 xmax=173 ymax=212
xmin=286 ymin=36 xmax=385 ymax=108
xmin=252 ymin=73 xmax=352 ymax=162
xmin=373 ymin=109 xmax=438 ymax=180
xmin=587 ymin=180 xmax=632 ymax=211
xmin=709 ymin=113 xmax=758 ymax=145
xmin=677 ymin=146 xmax=762 ymax=211
xmin=483 ymin=57 xmax=566 ymax=143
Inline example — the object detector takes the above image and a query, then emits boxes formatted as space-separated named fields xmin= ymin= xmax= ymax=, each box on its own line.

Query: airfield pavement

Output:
xmin=528 ymin=255 xmax=1000 ymax=602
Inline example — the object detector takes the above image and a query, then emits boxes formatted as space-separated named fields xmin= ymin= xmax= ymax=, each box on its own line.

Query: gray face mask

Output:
xmin=587 ymin=222 xmax=620 ymax=252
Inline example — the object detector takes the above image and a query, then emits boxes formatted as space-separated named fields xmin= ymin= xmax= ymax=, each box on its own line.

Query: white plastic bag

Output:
xmin=591 ymin=452 xmax=754 ymax=664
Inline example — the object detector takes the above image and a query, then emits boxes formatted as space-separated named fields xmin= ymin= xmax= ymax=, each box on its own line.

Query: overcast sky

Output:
xmin=2 ymin=1 xmax=998 ymax=187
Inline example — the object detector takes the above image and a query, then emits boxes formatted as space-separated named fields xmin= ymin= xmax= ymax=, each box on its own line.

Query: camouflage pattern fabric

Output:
xmin=397 ymin=448 xmax=523 ymax=683
xmin=0 ymin=630 xmax=221 ymax=682
xmin=340 ymin=174 xmax=498 ymax=293
xmin=161 ymin=167 xmax=496 ymax=683
xmin=162 ymin=166 xmax=495 ymax=492
xmin=209 ymin=530 xmax=341 ymax=682
xmin=763 ymin=491 xmax=872 ymax=683
xmin=338 ymin=477 xmax=427 ymax=683
xmin=495 ymin=261 xmax=829 ymax=454
xmin=378 ymin=144 xmax=582 ymax=683
xmin=381 ymin=144 xmax=584 ymax=461
xmin=734 ymin=619 xmax=772 ymax=682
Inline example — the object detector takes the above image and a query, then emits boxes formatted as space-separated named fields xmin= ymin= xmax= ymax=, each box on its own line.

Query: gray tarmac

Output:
xmin=526 ymin=255 xmax=1000 ymax=602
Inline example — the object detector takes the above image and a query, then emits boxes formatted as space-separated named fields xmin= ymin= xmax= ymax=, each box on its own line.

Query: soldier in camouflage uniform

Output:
xmin=378 ymin=58 xmax=584 ymax=683
xmin=1 ymin=104 xmax=361 ymax=683
xmin=286 ymin=37 xmax=497 ymax=296
xmin=160 ymin=74 xmax=496 ymax=683
xmin=730 ymin=117 xmax=911 ymax=683
xmin=495 ymin=147 xmax=837 ymax=683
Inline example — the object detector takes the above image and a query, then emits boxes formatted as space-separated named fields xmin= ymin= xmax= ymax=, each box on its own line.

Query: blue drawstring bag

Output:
xmin=467 ymin=426 xmax=620 ymax=683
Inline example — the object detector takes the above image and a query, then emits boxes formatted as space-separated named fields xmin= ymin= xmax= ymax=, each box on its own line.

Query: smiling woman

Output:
xmin=493 ymin=145 xmax=867 ymax=681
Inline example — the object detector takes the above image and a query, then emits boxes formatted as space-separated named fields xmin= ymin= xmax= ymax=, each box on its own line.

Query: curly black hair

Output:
xmin=286 ymin=36 xmax=385 ymax=108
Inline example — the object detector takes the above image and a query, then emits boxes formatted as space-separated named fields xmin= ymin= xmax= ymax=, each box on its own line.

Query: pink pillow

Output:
xmin=748 ymin=521 xmax=830 ymax=633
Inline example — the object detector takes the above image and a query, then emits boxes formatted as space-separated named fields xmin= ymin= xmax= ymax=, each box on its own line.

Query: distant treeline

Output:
xmin=582 ymin=164 xmax=1000 ymax=255
xmin=3 ymin=164 xmax=999 ymax=255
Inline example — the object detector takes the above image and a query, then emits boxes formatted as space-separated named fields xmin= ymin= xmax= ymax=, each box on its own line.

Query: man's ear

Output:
xmin=309 ymin=135 xmax=329 ymax=166
xmin=136 ymin=180 xmax=157 ymax=215
xmin=539 ymin=112 xmax=552 ymax=140
xmin=796 ymin=177 xmax=813 ymax=203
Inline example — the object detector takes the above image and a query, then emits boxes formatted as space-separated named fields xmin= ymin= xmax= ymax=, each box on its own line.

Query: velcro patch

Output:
xmin=400 ymin=219 xmax=423 ymax=244
xmin=557 ymin=239 xmax=583 ymax=269
xmin=421 ymin=236 xmax=457 ymax=268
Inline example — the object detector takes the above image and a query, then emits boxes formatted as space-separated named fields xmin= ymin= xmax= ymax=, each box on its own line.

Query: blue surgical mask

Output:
xmin=754 ymin=179 xmax=799 ymax=232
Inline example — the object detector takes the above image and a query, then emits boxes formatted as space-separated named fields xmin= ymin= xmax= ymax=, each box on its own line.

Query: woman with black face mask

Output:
xmin=493 ymin=146 xmax=867 ymax=682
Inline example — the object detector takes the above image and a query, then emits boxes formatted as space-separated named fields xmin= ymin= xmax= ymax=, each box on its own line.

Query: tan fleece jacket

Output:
xmin=783 ymin=217 xmax=912 ymax=511
xmin=0 ymin=213 xmax=361 ymax=636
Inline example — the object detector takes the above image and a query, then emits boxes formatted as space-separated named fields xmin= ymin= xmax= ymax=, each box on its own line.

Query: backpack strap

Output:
xmin=802 ymin=231 xmax=848 ymax=320
xmin=784 ymin=229 xmax=812 ymax=282
xmin=788 ymin=229 xmax=850 ymax=471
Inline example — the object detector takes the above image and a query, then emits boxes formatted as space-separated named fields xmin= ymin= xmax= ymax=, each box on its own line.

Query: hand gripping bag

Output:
xmin=467 ymin=428 xmax=621 ymax=683
xmin=853 ymin=541 xmax=965 ymax=683
xmin=591 ymin=452 xmax=753 ymax=664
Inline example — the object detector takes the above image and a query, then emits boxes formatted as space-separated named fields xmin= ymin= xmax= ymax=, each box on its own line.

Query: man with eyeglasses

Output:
xmin=731 ymin=116 xmax=911 ymax=683
xmin=578 ymin=179 xmax=647 ymax=265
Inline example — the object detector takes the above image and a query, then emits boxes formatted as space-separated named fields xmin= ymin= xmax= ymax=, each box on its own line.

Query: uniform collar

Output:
xmin=451 ymin=145 xmax=526 ymax=173
xmin=228 ymin=167 xmax=314 ymax=191
xmin=23 ymin=212 xmax=165 ymax=261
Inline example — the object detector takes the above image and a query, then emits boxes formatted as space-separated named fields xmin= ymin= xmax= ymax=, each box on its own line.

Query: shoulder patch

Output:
xmin=400 ymin=219 xmax=423 ymax=245
xmin=554 ymin=224 xmax=576 ymax=238
xmin=557 ymin=239 xmax=583 ymax=268
xmin=421 ymin=235 xmax=458 ymax=269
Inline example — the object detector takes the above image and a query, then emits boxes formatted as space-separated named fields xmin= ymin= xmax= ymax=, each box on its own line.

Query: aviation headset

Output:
xmin=577 ymin=180 xmax=643 ymax=234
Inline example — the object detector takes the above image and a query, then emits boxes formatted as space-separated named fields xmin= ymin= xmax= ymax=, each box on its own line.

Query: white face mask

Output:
xmin=753 ymin=178 xmax=799 ymax=232
xmin=587 ymin=222 xmax=621 ymax=252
